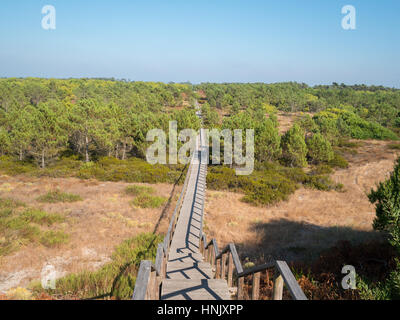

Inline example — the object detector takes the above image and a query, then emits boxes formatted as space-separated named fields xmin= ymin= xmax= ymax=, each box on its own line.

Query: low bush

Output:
xmin=40 ymin=231 xmax=69 ymax=247
xmin=0 ymin=156 xmax=185 ymax=185
xmin=37 ymin=190 xmax=82 ymax=203
xmin=312 ymin=164 xmax=334 ymax=175
xmin=130 ymin=194 xmax=167 ymax=209
xmin=388 ymin=143 xmax=400 ymax=150
xmin=0 ymin=198 xmax=68 ymax=255
xmin=0 ymin=156 xmax=36 ymax=175
xmin=125 ymin=185 xmax=154 ymax=196
xmin=328 ymin=153 xmax=349 ymax=169
xmin=78 ymin=157 xmax=184 ymax=184
xmin=207 ymin=163 xmax=342 ymax=206
xmin=21 ymin=209 xmax=64 ymax=225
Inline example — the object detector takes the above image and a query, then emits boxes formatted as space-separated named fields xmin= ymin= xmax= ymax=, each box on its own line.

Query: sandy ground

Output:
xmin=276 ymin=112 xmax=314 ymax=134
xmin=204 ymin=140 xmax=400 ymax=263
xmin=0 ymin=176 xmax=180 ymax=293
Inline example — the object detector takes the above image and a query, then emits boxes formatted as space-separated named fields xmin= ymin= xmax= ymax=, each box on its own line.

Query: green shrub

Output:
xmin=21 ymin=209 xmax=64 ymax=225
xmin=328 ymin=153 xmax=349 ymax=169
xmin=0 ymin=156 xmax=185 ymax=185
xmin=130 ymin=194 xmax=167 ymax=209
xmin=40 ymin=231 xmax=69 ymax=247
xmin=207 ymin=165 xmax=299 ymax=206
xmin=125 ymin=185 xmax=154 ymax=196
xmin=37 ymin=190 xmax=82 ymax=203
xmin=369 ymin=157 xmax=400 ymax=252
xmin=313 ymin=109 xmax=398 ymax=141
xmin=208 ymin=162 xmax=344 ymax=206
xmin=78 ymin=157 xmax=183 ymax=184
xmin=337 ymin=139 xmax=362 ymax=149
xmin=0 ymin=156 xmax=36 ymax=175
xmin=388 ymin=143 xmax=400 ymax=150
xmin=358 ymin=260 xmax=400 ymax=300
xmin=307 ymin=133 xmax=334 ymax=164
xmin=0 ymin=197 xmax=67 ymax=256
xmin=281 ymin=124 xmax=308 ymax=167
xmin=312 ymin=164 xmax=334 ymax=175
xmin=33 ymin=157 xmax=82 ymax=178
xmin=305 ymin=174 xmax=342 ymax=191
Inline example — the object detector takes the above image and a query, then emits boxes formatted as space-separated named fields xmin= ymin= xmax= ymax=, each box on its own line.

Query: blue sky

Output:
xmin=0 ymin=0 xmax=399 ymax=87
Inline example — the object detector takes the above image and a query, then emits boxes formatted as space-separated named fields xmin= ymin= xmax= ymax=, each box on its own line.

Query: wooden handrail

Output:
xmin=200 ymin=232 xmax=307 ymax=300
xmin=132 ymin=260 xmax=159 ymax=300
xmin=132 ymin=154 xmax=194 ymax=300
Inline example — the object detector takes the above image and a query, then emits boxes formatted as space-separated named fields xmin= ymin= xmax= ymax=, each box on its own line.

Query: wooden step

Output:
xmin=166 ymin=262 xmax=214 ymax=279
xmin=168 ymin=251 xmax=204 ymax=263
xmin=161 ymin=279 xmax=231 ymax=300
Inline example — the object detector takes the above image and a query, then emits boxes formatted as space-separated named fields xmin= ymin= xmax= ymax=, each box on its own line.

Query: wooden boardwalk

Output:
xmin=161 ymin=129 xmax=231 ymax=300
xmin=133 ymin=111 xmax=307 ymax=301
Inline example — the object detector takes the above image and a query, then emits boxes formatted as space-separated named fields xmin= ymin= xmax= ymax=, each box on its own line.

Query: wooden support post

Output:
xmin=162 ymin=254 xmax=167 ymax=279
xmin=147 ymin=270 xmax=157 ymax=300
xmin=273 ymin=273 xmax=284 ymax=300
xmin=216 ymin=257 xmax=221 ymax=279
xmin=227 ymin=253 xmax=233 ymax=287
xmin=156 ymin=275 xmax=161 ymax=300
xmin=221 ymin=253 xmax=227 ymax=280
xmin=252 ymin=272 xmax=260 ymax=300
xmin=237 ymin=277 xmax=245 ymax=300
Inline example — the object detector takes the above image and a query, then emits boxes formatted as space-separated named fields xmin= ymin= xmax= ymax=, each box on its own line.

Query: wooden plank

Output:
xmin=227 ymin=253 xmax=233 ymax=287
xmin=237 ymin=277 xmax=245 ymax=300
xmin=161 ymin=279 xmax=231 ymax=300
xmin=155 ymin=244 xmax=164 ymax=275
xmin=221 ymin=253 xmax=227 ymax=280
xmin=272 ymin=274 xmax=283 ymax=300
xmin=274 ymin=261 xmax=307 ymax=300
xmin=252 ymin=272 xmax=260 ymax=300
xmin=239 ymin=262 xmax=274 ymax=277
xmin=216 ymin=257 xmax=221 ymax=279
xmin=229 ymin=243 xmax=243 ymax=274
xmin=132 ymin=260 xmax=152 ymax=300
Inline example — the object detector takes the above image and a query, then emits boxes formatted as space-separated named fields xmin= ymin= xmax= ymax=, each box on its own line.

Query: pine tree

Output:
xmin=281 ymin=124 xmax=307 ymax=167
xmin=307 ymin=133 xmax=334 ymax=164
xmin=30 ymin=101 xmax=68 ymax=168
xmin=256 ymin=119 xmax=281 ymax=162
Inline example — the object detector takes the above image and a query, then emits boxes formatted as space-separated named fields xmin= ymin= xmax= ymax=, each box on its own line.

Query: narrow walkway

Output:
xmin=161 ymin=129 xmax=231 ymax=300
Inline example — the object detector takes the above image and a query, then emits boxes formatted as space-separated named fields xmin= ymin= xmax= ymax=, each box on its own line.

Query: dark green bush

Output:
xmin=78 ymin=157 xmax=182 ymax=184
xmin=328 ymin=153 xmax=349 ymax=169
xmin=369 ymin=157 xmax=400 ymax=252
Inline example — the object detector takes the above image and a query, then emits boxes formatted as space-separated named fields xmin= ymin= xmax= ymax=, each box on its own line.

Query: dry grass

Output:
xmin=204 ymin=140 xmax=400 ymax=263
xmin=0 ymin=176 xmax=179 ymax=293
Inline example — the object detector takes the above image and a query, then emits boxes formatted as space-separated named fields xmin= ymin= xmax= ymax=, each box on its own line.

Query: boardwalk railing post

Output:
xmin=252 ymin=272 xmax=260 ymax=300
xmin=273 ymin=272 xmax=284 ymax=300
xmin=237 ymin=277 xmax=245 ymax=300
xmin=227 ymin=253 xmax=233 ymax=287
xmin=216 ymin=257 xmax=221 ymax=279
xmin=221 ymin=253 xmax=227 ymax=280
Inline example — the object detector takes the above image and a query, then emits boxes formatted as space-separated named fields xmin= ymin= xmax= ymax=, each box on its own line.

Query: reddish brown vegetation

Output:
xmin=243 ymin=241 xmax=398 ymax=300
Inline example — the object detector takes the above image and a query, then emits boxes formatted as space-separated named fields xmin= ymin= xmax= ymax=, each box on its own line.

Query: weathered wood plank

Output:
xmin=252 ymin=272 xmax=260 ymax=300
xmin=273 ymin=273 xmax=284 ymax=300
xmin=132 ymin=260 xmax=152 ymax=300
